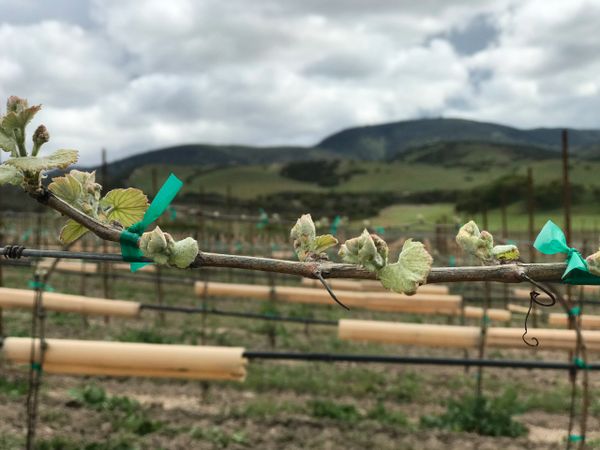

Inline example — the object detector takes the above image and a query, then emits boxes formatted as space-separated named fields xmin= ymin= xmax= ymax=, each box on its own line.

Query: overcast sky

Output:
xmin=1 ymin=0 xmax=599 ymax=164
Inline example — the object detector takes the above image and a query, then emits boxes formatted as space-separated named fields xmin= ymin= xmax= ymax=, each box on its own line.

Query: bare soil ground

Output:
xmin=0 ymin=265 xmax=599 ymax=449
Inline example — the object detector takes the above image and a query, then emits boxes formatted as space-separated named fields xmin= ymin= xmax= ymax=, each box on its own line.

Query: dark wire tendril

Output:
xmin=315 ymin=271 xmax=349 ymax=310
xmin=520 ymin=273 xmax=557 ymax=347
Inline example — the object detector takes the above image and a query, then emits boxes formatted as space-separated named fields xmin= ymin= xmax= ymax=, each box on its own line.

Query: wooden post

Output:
xmin=152 ymin=168 xmax=166 ymax=325
xmin=527 ymin=167 xmax=535 ymax=263
xmin=100 ymin=148 xmax=111 ymax=323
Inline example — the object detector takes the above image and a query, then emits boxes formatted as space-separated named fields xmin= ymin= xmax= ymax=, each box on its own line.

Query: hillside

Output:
xmin=85 ymin=144 xmax=334 ymax=187
xmin=83 ymin=118 xmax=600 ymax=185
xmin=317 ymin=118 xmax=600 ymax=160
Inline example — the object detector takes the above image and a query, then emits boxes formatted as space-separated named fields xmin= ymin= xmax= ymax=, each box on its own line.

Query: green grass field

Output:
xmin=365 ymin=202 xmax=600 ymax=234
xmin=130 ymin=159 xmax=600 ymax=199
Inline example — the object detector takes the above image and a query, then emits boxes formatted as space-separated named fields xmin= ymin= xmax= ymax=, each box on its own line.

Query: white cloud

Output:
xmin=1 ymin=0 xmax=599 ymax=164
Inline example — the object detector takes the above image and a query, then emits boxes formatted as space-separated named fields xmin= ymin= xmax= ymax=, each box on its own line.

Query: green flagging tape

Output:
xmin=534 ymin=220 xmax=600 ymax=285
xmin=21 ymin=228 xmax=32 ymax=242
xmin=119 ymin=173 xmax=183 ymax=272
xmin=30 ymin=362 xmax=42 ymax=372
xmin=329 ymin=215 xmax=341 ymax=235
xmin=256 ymin=208 xmax=269 ymax=230
xmin=574 ymin=357 xmax=588 ymax=369
xmin=568 ymin=435 xmax=584 ymax=442
xmin=27 ymin=280 xmax=54 ymax=292
xmin=167 ymin=206 xmax=177 ymax=221
xmin=374 ymin=226 xmax=385 ymax=235
xmin=482 ymin=315 xmax=490 ymax=325
xmin=569 ymin=306 xmax=581 ymax=317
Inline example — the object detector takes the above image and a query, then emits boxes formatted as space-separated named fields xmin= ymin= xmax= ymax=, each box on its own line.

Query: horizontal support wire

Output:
xmin=242 ymin=352 xmax=600 ymax=370
xmin=0 ymin=247 xmax=152 ymax=263
xmin=139 ymin=303 xmax=337 ymax=326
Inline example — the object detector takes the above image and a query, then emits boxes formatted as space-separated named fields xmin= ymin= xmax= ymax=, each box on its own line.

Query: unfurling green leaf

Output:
xmin=59 ymin=220 xmax=89 ymax=244
xmin=170 ymin=237 xmax=199 ymax=268
xmin=5 ymin=149 xmax=78 ymax=172
xmin=0 ymin=164 xmax=24 ymax=186
xmin=49 ymin=169 xmax=102 ymax=222
xmin=491 ymin=244 xmax=520 ymax=262
xmin=48 ymin=171 xmax=83 ymax=205
xmin=1 ymin=103 xmax=41 ymax=132
xmin=339 ymin=229 xmax=387 ymax=272
xmin=0 ymin=128 xmax=17 ymax=155
xmin=102 ymin=188 xmax=149 ymax=227
xmin=378 ymin=239 xmax=433 ymax=295
xmin=456 ymin=221 xmax=494 ymax=262
xmin=140 ymin=227 xmax=170 ymax=264
xmin=290 ymin=214 xmax=317 ymax=261
xmin=139 ymin=226 xmax=198 ymax=268
xmin=587 ymin=250 xmax=600 ymax=277
xmin=314 ymin=234 xmax=338 ymax=254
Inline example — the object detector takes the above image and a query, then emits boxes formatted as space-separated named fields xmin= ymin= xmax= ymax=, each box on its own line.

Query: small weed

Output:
xmin=35 ymin=436 xmax=137 ymax=450
xmin=35 ymin=436 xmax=80 ymax=450
xmin=191 ymin=426 xmax=248 ymax=448
xmin=0 ymin=375 xmax=28 ymax=397
xmin=121 ymin=413 xmax=162 ymax=435
xmin=420 ymin=388 xmax=527 ymax=437
xmin=309 ymin=399 xmax=360 ymax=423
xmin=367 ymin=402 xmax=410 ymax=427
xmin=232 ymin=398 xmax=305 ymax=419
xmin=387 ymin=371 xmax=421 ymax=402
xmin=68 ymin=384 xmax=160 ymax=436
xmin=115 ymin=327 xmax=175 ymax=344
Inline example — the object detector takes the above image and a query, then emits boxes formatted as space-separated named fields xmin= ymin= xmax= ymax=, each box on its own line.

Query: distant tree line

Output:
xmin=455 ymin=174 xmax=586 ymax=213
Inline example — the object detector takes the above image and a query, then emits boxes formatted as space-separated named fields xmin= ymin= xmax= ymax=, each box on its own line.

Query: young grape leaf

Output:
xmin=1 ymin=104 xmax=41 ymax=131
xmin=378 ymin=239 xmax=433 ymax=295
xmin=491 ymin=244 xmax=520 ymax=262
xmin=339 ymin=229 xmax=387 ymax=272
xmin=5 ymin=149 xmax=78 ymax=172
xmin=101 ymin=188 xmax=149 ymax=227
xmin=170 ymin=237 xmax=199 ymax=268
xmin=456 ymin=220 xmax=494 ymax=262
xmin=587 ymin=250 xmax=600 ymax=277
xmin=314 ymin=234 xmax=338 ymax=254
xmin=0 ymin=129 xmax=17 ymax=155
xmin=59 ymin=219 xmax=89 ymax=244
xmin=0 ymin=164 xmax=24 ymax=186
xmin=48 ymin=172 xmax=84 ymax=206
xmin=290 ymin=214 xmax=317 ymax=261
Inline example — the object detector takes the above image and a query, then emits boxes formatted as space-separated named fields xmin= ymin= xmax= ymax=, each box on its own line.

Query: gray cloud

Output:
xmin=0 ymin=0 xmax=599 ymax=164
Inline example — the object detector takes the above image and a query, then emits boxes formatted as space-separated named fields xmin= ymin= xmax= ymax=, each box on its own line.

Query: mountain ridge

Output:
xmin=88 ymin=117 xmax=600 ymax=184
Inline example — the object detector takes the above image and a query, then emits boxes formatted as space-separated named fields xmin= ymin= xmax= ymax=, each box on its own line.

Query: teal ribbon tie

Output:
xmin=568 ymin=435 xmax=584 ymax=442
xmin=573 ymin=357 xmax=588 ymax=370
xmin=256 ymin=208 xmax=269 ymax=230
xmin=119 ymin=173 xmax=183 ymax=272
xmin=329 ymin=215 xmax=341 ymax=235
xmin=28 ymin=280 xmax=54 ymax=292
xmin=533 ymin=220 xmax=600 ymax=285
xmin=374 ymin=226 xmax=385 ymax=235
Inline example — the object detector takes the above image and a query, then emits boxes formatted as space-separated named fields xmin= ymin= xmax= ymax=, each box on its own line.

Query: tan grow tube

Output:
xmin=0 ymin=288 xmax=140 ymax=318
xmin=2 ymin=338 xmax=247 ymax=381
xmin=338 ymin=319 xmax=600 ymax=351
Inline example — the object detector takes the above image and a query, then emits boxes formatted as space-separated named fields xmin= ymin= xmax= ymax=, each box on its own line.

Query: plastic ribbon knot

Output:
xmin=119 ymin=173 xmax=183 ymax=272
xmin=533 ymin=220 xmax=600 ymax=285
